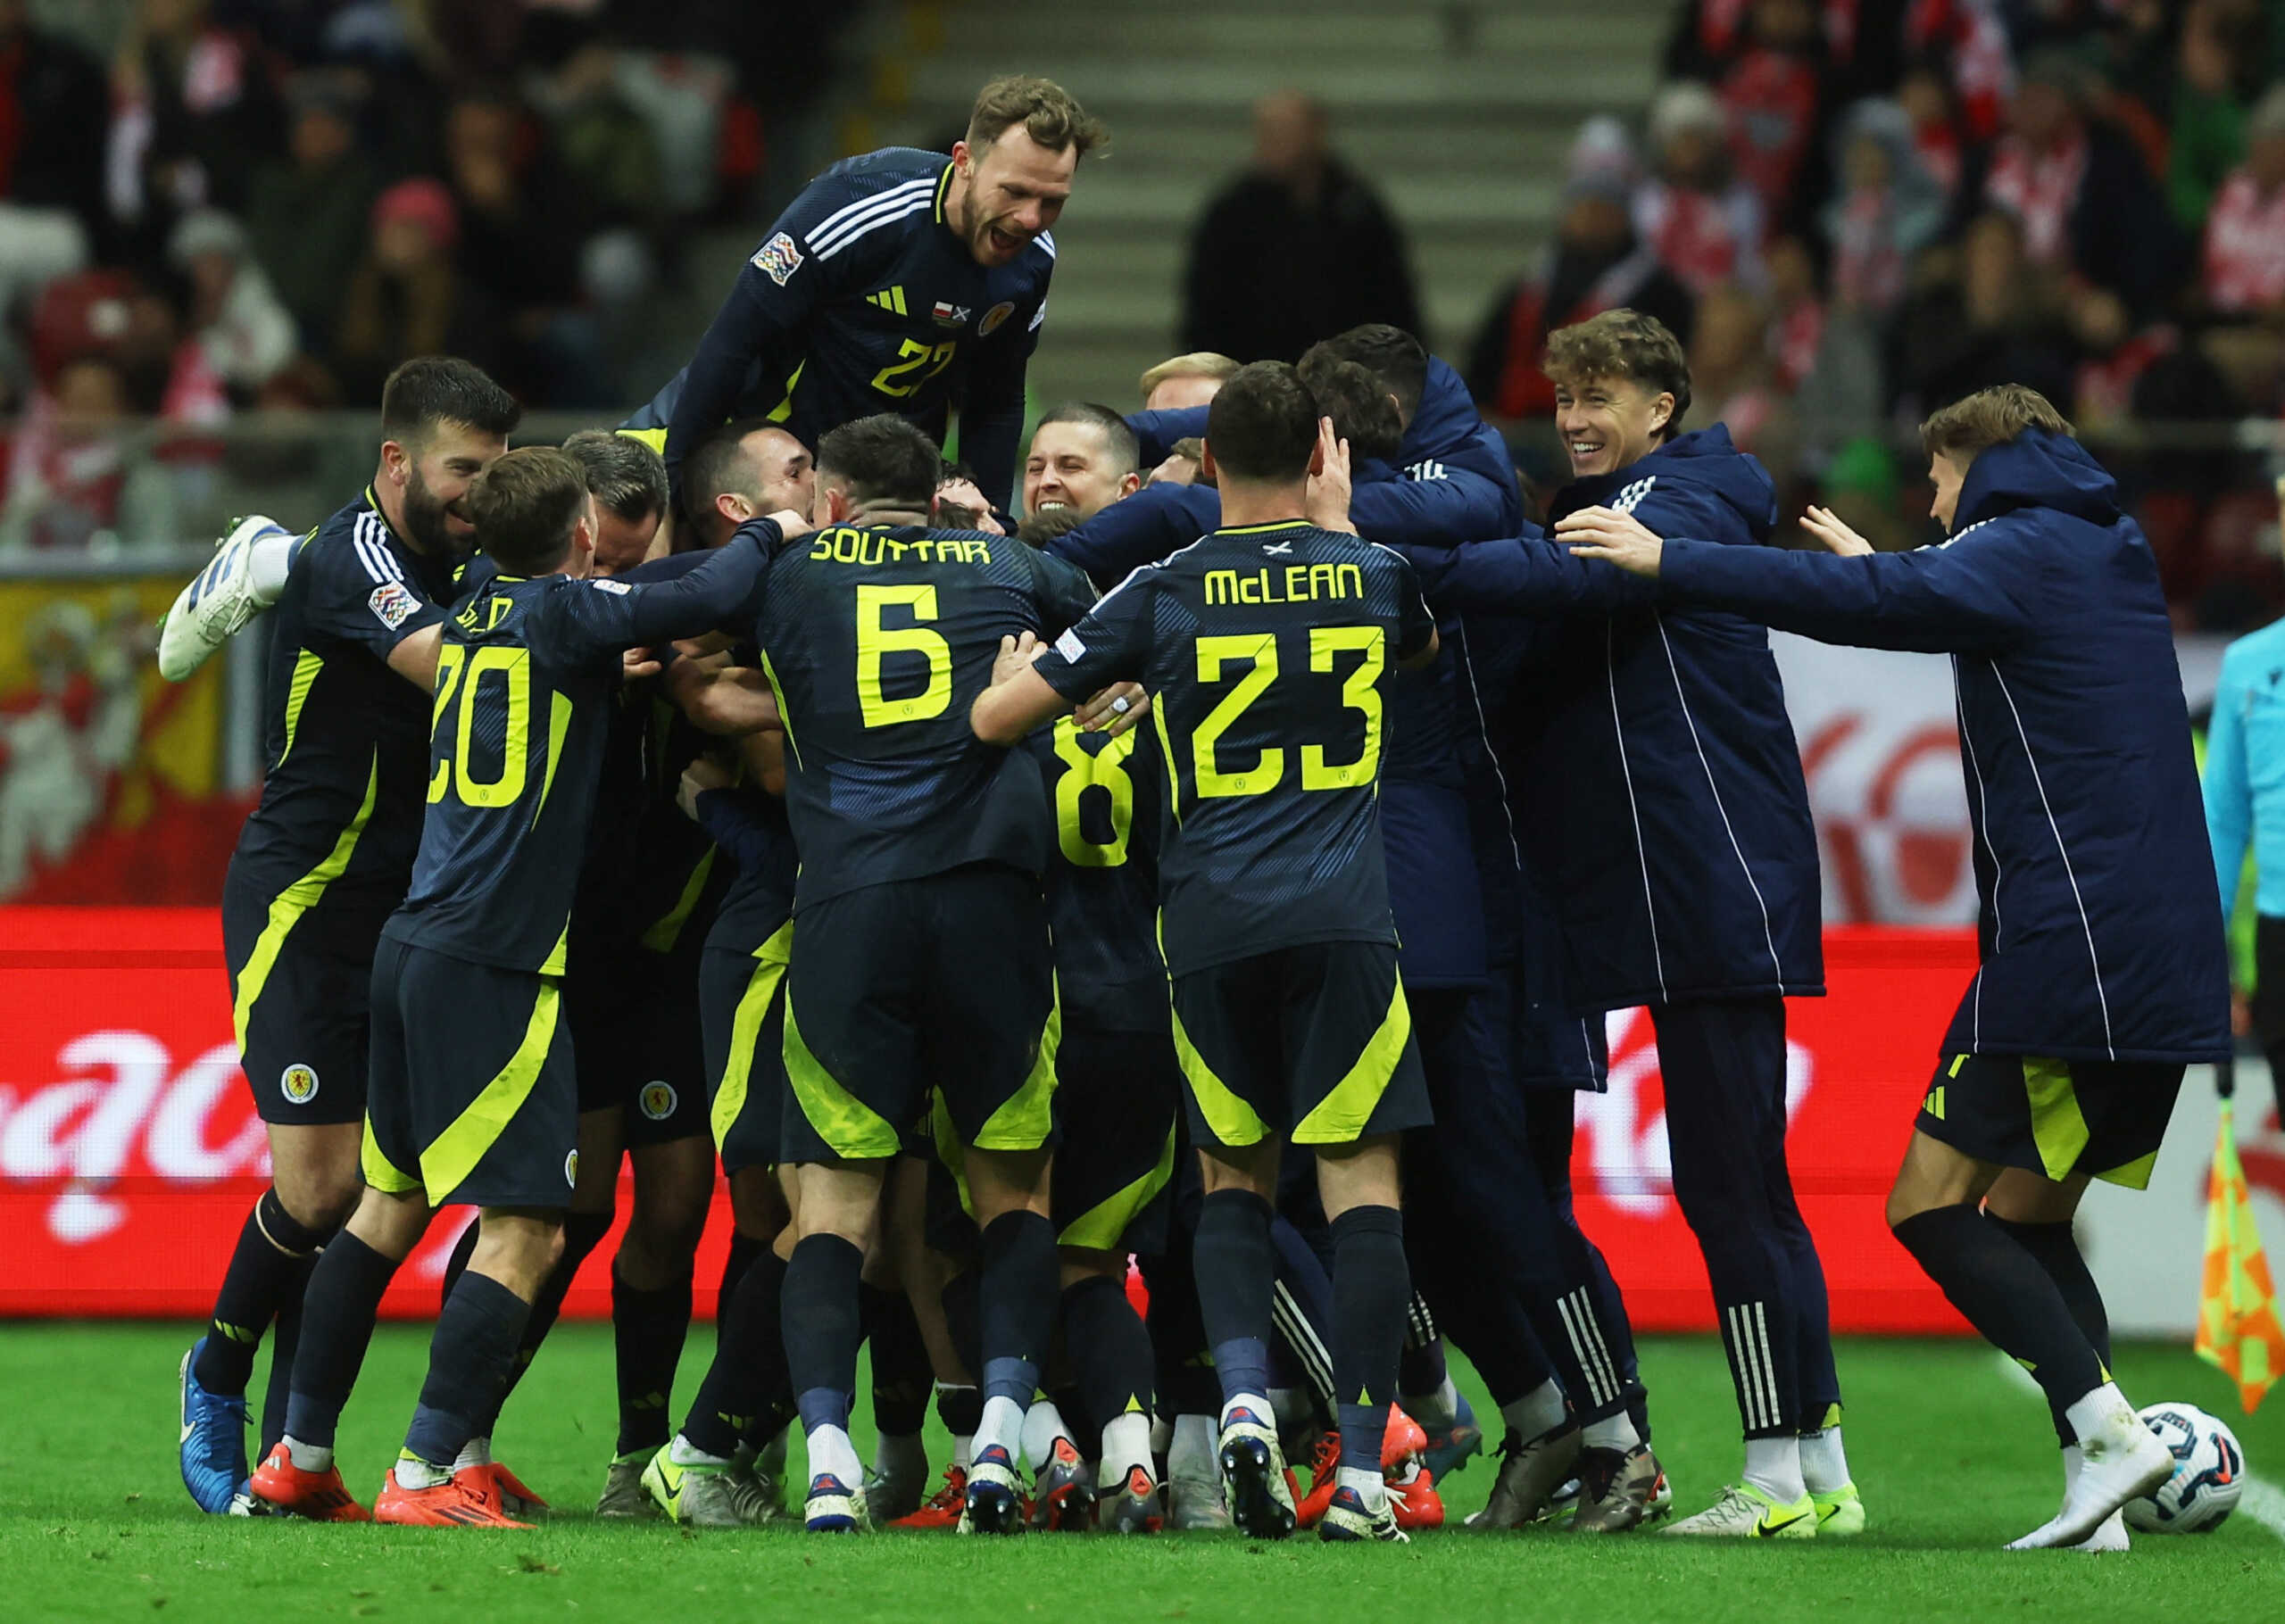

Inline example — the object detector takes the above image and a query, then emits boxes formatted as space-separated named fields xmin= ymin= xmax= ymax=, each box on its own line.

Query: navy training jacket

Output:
xmin=1397 ymin=426 xmax=1826 ymax=1011
xmin=1657 ymin=429 xmax=2229 ymax=1065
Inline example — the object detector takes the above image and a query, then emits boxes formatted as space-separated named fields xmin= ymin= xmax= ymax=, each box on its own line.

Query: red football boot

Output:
xmin=374 ymin=1469 xmax=533 ymax=1528
xmin=890 ymin=1463 xmax=967 ymax=1529
xmin=249 ymin=1443 xmax=371 ymax=1522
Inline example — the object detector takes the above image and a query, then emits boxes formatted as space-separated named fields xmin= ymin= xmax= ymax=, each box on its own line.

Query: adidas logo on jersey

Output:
xmin=866 ymin=286 xmax=908 ymax=315
xmin=1611 ymin=476 xmax=1658 ymax=514
xmin=1407 ymin=460 xmax=1448 ymax=482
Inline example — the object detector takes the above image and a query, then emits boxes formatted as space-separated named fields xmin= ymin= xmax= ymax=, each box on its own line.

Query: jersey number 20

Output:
xmin=428 ymin=643 xmax=531 ymax=807
xmin=1192 ymin=627 xmax=1383 ymax=799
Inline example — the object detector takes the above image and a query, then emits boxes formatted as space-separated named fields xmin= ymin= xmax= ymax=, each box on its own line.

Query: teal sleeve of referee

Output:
xmin=2200 ymin=623 xmax=2285 ymax=940
xmin=2206 ymin=643 xmax=2252 ymax=937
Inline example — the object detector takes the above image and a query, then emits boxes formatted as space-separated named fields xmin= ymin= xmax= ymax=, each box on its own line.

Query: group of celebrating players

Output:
xmin=160 ymin=74 xmax=2226 ymax=1552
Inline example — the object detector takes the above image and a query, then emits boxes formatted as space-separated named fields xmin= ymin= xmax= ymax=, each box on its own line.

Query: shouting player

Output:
xmin=627 ymin=77 xmax=1103 ymax=512
xmin=174 ymin=359 xmax=517 ymax=1516
xmin=974 ymin=365 xmax=1441 ymax=1544
xmin=1561 ymin=384 xmax=2224 ymax=1551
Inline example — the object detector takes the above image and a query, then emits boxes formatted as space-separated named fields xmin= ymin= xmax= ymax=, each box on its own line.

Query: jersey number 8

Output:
xmin=428 ymin=643 xmax=532 ymax=808
xmin=1051 ymin=716 xmax=1137 ymax=868
xmin=1192 ymin=627 xmax=1383 ymax=800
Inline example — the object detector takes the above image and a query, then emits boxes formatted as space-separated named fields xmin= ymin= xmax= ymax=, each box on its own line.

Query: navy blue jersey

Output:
xmin=650 ymin=148 xmax=1052 ymax=509
xmin=695 ymin=783 xmax=799 ymax=957
xmin=1023 ymin=717 xmax=1167 ymax=1031
xmin=754 ymin=522 xmax=1096 ymax=907
xmin=384 ymin=525 xmax=772 ymax=974
xmin=227 ymin=489 xmax=456 ymax=925
xmin=1030 ymin=520 xmax=1436 ymax=976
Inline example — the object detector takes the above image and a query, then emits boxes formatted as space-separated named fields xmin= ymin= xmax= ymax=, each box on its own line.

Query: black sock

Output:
xmin=943 ymin=1269 xmax=984 ymax=1378
xmin=403 ymin=1272 xmax=533 ymax=1469
xmin=1398 ymin=1303 xmax=1445 ymax=1397
xmin=438 ymin=1218 xmax=478 ymax=1309
xmin=1140 ymin=1247 xmax=1220 ymax=1418
xmin=784 ymin=1234 xmax=865 ymax=1436
xmin=682 ymin=1248 xmax=790 ymax=1459
xmin=194 ymin=1189 xmax=331 ymax=1396
xmin=1331 ymin=1205 xmax=1408 ymax=1474
xmin=720 ymin=1231 xmax=761 ymax=1303
xmin=260 ymin=1267 xmax=311 ymax=1457
xmin=471 ymin=1209 xmax=611 ymax=1438
xmin=936 ymin=1381 xmax=984 ymax=1439
xmin=1893 ymin=1205 xmax=2106 ymax=1421
xmin=1989 ymin=1214 xmax=2112 ymax=1443
xmin=1193 ymin=1189 xmax=1276 ymax=1403
xmin=282 ymin=1231 xmax=401 ymax=1450
xmin=861 ymin=1282 xmax=932 ymax=1438
xmin=611 ymin=1261 xmax=694 ymax=1457
xmin=1063 ymin=1274 xmax=1154 ymax=1438
xmin=978 ymin=1210 xmax=1057 ymax=1409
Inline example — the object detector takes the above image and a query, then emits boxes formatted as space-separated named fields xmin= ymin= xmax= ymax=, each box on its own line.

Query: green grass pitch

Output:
xmin=2 ymin=1326 xmax=2279 ymax=1623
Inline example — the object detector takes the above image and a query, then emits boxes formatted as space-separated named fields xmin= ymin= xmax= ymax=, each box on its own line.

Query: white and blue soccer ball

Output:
xmin=2122 ymin=1403 xmax=2245 ymax=1534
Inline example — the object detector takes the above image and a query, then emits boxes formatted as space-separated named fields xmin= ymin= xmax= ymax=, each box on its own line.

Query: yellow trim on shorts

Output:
xmin=712 ymin=920 xmax=794 ymax=1155
xmin=1292 ymin=972 xmax=1414 ymax=1145
xmin=971 ymin=976 xmax=1061 ymax=1151
xmin=781 ymin=986 xmax=901 ymax=1160
xmin=233 ymin=751 xmax=379 ymax=1055
xmin=359 ymin=1112 xmax=420 ymax=1196
xmin=418 ymin=979 xmax=562 ymax=1202
xmin=1059 ymin=1118 xmax=1179 ymax=1253
xmin=1171 ymin=998 xmax=1267 ymax=1148
xmin=2022 ymin=1056 xmax=2090 ymax=1183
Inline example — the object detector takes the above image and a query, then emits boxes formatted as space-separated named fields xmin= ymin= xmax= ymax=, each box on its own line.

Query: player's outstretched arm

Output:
xmin=1392 ymin=526 xmax=1655 ymax=618
xmin=669 ymin=662 xmax=782 ymax=738
xmin=970 ymin=632 xmax=1073 ymax=746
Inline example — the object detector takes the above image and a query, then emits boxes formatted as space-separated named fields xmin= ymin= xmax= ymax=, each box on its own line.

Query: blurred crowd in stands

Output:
xmin=0 ymin=0 xmax=839 ymax=556
xmin=1466 ymin=0 xmax=2285 ymax=625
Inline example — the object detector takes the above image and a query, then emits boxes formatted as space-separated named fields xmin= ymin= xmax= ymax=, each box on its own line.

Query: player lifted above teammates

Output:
xmin=175 ymin=359 xmax=517 ymax=1517
xmin=249 ymin=448 xmax=792 ymax=1527
xmin=627 ymin=77 xmax=1103 ymax=512
xmin=975 ymin=364 xmax=1441 ymax=1544
xmin=1563 ymin=384 xmax=2228 ymax=1552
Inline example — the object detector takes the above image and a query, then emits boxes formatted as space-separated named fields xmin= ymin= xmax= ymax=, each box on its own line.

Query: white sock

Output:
xmin=1582 ymin=1412 xmax=1641 ymax=1451
xmin=1021 ymin=1398 xmax=1075 ymax=1470
xmin=670 ymin=1433 xmax=731 ymax=1469
xmin=2062 ymin=1443 xmax=2082 ymax=1495
xmin=1500 ymin=1380 xmax=1569 ymax=1442
xmin=2062 ymin=1383 xmax=2135 ymax=1452
xmin=452 ymin=1436 xmax=492 ymax=1473
xmin=873 ymin=1429 xmax=926 ymax=1484
xmin=248 ymin=528 xmax=296 ymax=600
xmin=1169 ymin=1413 xmax=1218 ymax=1481
xmin=1336 ymin=1462 xmax=1387 ymax=1510
xmin=1799 ymin=1425 xmax=1850 ymax=1493
xmin=1400 ymin=1375 xmax=1460 ymax=1431
xmin=1221 ymin=1390 xmax=1276 ymax=1432
xmin=804 ymin=1423 xmax=861 ymax=1488
xmin=1150 ymin=1414 xmax=1173 ymax=1460
xmin=393 ymin=1453 xmax=453 ymax=1490
xmin=283 ymin=1434 xmax=333 ymax=1473
xmin=1101 ymin=1413 xmax=1153 ymax=1485
xmin=952 ymin=1433 xmax=974 ymax=1471
xmin=976 ymin=1395 xmax=1027 ymax=1462
xmin=1743 ymin=1436 xmax=1806 ymax=1504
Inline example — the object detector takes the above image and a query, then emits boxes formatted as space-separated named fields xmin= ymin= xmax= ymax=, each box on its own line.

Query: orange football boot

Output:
xmin=463 ymin=1460 xmax=549 ymax=1518
xmin=249 ymin=1443 xmax=371 ymax=1521
xmin=1384 ymin=1407 xmax=1429 ymax=1469
xmin=374 ymin=1469 xmax=533 ymax=1528
xmin=890 ymin=1463 xmax=968 ymax=1529
xmin=1390 ymin=1463 xmax=1445 ymax=1529
xmin=1294 ymin=1433 xmax=1343 ymax=1528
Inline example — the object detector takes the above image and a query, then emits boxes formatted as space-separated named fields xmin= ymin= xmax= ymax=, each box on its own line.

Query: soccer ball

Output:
xmin=2122 ymin=1404 xmax=2245 ymax=1534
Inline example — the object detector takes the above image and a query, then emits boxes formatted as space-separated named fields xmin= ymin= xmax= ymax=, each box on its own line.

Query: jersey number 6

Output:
xmin=856 ymin=584 xmax=952 ymax=727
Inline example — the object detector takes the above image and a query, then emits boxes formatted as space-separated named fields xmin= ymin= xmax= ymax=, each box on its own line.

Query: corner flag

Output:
xmin=2197 ymin=1068 xmax=2285 ymax=1413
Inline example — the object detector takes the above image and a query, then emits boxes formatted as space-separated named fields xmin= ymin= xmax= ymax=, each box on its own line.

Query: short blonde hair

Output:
xmin=1139 ymin=351 xmax=1241 ymax=400
xmin=967 ymin=76 xmax=1107 ymax=161
xmin=1919 ymin=384 xmax=2075 ymax=461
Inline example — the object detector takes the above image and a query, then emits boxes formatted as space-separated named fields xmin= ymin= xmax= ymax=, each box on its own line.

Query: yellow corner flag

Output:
xmin=2196 ymin=1094 xmax=2285 ymax=1413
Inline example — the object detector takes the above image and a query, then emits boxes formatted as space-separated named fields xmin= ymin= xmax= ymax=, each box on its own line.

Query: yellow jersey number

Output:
xmin=855 ymin=584 xmax=952 ymax=727
xmin=1051 ymin=716 xmax=1137 ymax=868
xmin=870 ymin=337 xmax=959 ymax=400
xmin=427 ymin=643 xmax=531 ymax=807
xmin=1191 ymin=627 xmax=1383 ymax=800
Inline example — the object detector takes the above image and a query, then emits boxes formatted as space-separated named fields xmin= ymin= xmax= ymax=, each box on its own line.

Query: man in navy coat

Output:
xmin=1562 ymin=383 xmax=2224 ymax=1551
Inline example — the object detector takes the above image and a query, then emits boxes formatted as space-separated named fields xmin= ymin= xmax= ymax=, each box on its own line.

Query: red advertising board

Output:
xmin=0 ymin=908 xmax=1978 ymax=1330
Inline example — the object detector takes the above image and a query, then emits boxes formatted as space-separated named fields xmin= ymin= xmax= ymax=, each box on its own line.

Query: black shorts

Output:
xmin=699 ymin=924 xmax=793 ymax=1177
xmin=2253 ymin=915 xmax=2285 ymax=1059
xmin=565 ymin=938 xmax=709 ymax=1147
xmin=924 ymin=1019 xmax=1181 ymax=1255
xmin=365 ymin=938 xmax=579 ymax=1208
xmin=1916 ymin=1050 xmax=2184 ymax=1190
xmin=221 ymin=868 xmax=374 ymax=1125
xmin=1169 ymin=941 xmax=1431 ymax=1150
xmin=779 ymin=866 xmax=1058 ymax=1164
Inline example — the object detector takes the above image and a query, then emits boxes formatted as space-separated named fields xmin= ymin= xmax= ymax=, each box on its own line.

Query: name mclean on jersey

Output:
xmin=1203 ymin=563 xmax=1367 ymax=607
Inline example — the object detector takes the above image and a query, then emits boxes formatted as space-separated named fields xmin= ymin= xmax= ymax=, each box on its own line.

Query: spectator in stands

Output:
xmin=1890 ymin=208 xmax=2080 ymax=417
xmin=1466 ymin=124 xmax=1696 ymax=419
xmin=245 ymin=75 xmax=380 ymax=352
xmin=0 ymin=0 xmax=110 ymax=251
xmin=526 ymin=25 xmax=663 ymax=228
xmin=1688 ymin=281 xmax=1798 ymax=473
xmin=1897 ymin=61 xmax=1967 ymax=196
xmin=1823 ymin=98 xmax=1947 ymax=318
xmin=107 ymin=0 xmax=285 ymax=258
xmin=2198 ymin=84 xmax=2285 ymax=411
xmin=1979 ymin=49 xmax=2187 ymax=317
xmin=1178 ymin=89 xmax=1421 ymax=362
xmin=168 ymin=210 xmax=295 ymax=402
xmin=1138 ymin=352 xmax=1238 ymax=411
xmin=1636 ymin=79 xmax=1766 ymax=293
xmin=333 ymin=178 xmax=494 ymax=402
xmin=1715 ymin=0 xmax=1833 ymax=232
xmin=0 ymin=353 xmax=180 ymax=554
xmin=2165 ymin=0 xmax=2266 ymax=235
